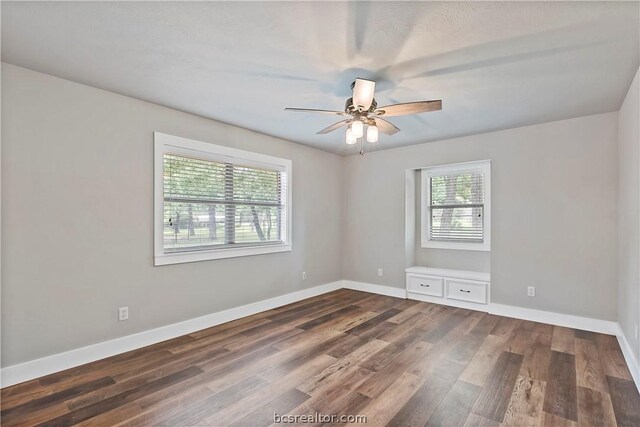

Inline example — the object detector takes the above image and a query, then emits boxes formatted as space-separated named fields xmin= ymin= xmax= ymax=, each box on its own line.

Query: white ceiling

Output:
xmin=2 ymin=2 xmax=639 ymax=155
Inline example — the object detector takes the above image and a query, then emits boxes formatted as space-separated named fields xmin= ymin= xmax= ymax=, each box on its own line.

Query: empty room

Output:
xmin=1 ymin=1 xmax=639 ymax=426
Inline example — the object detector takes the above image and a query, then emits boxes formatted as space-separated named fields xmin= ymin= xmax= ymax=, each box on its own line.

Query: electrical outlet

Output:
xmin=527 ymin=286 xmax=536 ymax=297
xmin=118 ymin=307 xmax=129 ymax=321
xmin=302 ymin=271 xmax=307 ymax=280
xmin=377 ymin=268 xmax=383 ymax=277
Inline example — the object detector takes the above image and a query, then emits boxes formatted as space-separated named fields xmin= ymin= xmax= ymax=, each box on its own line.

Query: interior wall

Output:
xmin=618 ymin=67 xmax=640 ymax=364
xmin=342 ymin=112 xmax=619 ymax=321
xmin=1 ymin=64 xmax=344 ymax=367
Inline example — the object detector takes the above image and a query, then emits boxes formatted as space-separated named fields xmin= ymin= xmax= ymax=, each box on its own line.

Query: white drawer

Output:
xmin=407 ymin=275 xmax=444 ymax=297
xmin=446 ymin=278 xmax=487 ymax=304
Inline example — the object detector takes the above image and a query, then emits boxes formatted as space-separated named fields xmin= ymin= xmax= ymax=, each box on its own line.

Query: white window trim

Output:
xmin=154 ymin=132 xmax=292 ymax=266
xmin=421 ymin=160 xmax=491 ymax=252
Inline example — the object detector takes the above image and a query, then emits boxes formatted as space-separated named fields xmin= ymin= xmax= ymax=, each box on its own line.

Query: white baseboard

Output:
xmin=404 ymin=286 xmax=618 ymax=336
xmin=489 ymin=303 xmax=619 ymax=335
xmin=0 ymin=281 xmax=342 ymax=388
xmin=616 ymin=325 xmax=640 ymax=391
xmin=342 ymin=280 xmax=407 ymax=299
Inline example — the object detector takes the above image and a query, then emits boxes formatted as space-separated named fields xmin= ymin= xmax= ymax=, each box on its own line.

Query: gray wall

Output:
xmin=618 ymin=67 xmax=639 ymax=364
xmin=1 ymin=64 xmax=343 ymax=367
xmin=342 ymin=112 xmax=619 ymax=321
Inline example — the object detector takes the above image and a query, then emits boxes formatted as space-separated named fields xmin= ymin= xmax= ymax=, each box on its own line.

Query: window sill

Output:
xmin=421 ymin=241 xmax=491 ymax=252
xmin=154 ymin=243 xmax=292 ymax=266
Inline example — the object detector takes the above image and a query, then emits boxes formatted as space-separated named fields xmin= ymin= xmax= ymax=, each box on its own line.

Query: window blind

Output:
xmin=428 ymin=170 xmax=485 ymax=243
xmin=163 ymin=153 xmax=287 ymax=252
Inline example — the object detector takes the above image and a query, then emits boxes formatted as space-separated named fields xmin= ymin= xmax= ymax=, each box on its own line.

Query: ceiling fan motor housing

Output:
xmin=345 ymin=97 xmax=378 ymax=114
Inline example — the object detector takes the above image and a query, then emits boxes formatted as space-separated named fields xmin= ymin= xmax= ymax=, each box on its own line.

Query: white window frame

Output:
xmin=421 ymin=160 xmax=491 ymax=252
xmin=154 ymin=132 xmax=292 ymax=266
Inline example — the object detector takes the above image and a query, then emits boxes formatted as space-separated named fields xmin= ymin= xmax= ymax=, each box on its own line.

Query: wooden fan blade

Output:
xmin=374 ymin=100 xmax=442 ymax=117
xmin=285 ymin=108 xmax=346 ymax=115
xmin=373 ymin=117 xmax=400 ymax=135
xmin=317 ymin=119 xmax=351 ymax=134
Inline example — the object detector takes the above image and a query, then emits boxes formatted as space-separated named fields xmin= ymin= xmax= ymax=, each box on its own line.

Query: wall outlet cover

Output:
xmin=118 ymin=307 xmax=129 ymax=321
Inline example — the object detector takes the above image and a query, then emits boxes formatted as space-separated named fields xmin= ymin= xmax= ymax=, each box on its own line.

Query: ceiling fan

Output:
xmin=285 ymin=78 xmax=441 ymax=151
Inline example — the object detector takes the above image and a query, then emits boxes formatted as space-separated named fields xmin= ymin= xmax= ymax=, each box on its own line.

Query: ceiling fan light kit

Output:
xmin=285 ymin=77 xmax=442 ymax=153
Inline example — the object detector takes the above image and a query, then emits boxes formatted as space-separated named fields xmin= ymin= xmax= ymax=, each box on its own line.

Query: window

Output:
xmin=421 ymin=160 xmax=491 ymax=251
xmin=154 ymin=132 xmax=291 ymax=265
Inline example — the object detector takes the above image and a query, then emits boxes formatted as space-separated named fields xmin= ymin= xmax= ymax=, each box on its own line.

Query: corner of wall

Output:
xmin=616 ymin=65 xmax=640 ymax=372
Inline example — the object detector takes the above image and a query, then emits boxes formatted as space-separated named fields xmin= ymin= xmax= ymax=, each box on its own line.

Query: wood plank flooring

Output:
xmin=2 ymin=289 xmax=639 ymax=426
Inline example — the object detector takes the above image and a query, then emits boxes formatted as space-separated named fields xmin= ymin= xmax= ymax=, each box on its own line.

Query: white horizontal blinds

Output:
xmin=163 ymin=153 xmax=286 ymax=252
xmin=429 ymin=169 xmax=485 ymax=243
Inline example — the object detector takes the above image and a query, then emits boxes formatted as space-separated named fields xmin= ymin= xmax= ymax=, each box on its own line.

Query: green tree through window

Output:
xmin=163 ymin=154 xmax=286 ymax=252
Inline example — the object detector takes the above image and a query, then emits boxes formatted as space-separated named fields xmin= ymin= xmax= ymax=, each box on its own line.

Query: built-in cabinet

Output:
xmin=405 ymin=266 xmax=490 ymax=309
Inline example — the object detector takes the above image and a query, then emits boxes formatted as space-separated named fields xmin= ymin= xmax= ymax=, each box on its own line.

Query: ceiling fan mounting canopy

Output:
xmin=285 ymin=78 xmax=442 ymax=149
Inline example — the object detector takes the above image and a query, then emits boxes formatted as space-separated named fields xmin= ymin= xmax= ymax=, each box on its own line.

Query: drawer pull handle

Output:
xmin=420 ymin=284 xmax=430 ymax=287
xmin=460 ymin=289 xmax=471 ymax=293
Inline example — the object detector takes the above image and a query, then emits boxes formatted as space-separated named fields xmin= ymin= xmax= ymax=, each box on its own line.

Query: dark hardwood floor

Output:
xmin=2 ymin=289 xmax=639 ymax=426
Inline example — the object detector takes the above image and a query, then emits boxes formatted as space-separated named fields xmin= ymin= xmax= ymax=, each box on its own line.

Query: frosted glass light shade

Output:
xmin=345 ymin=127 xmax=357 ymax=145
xmin=352 ymin=120 xmax=364 ymax=138
xmin=352 ymin=79 xmax=376 ymax=110
xmin=367 ymin=125 xmax=378 ymax=142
